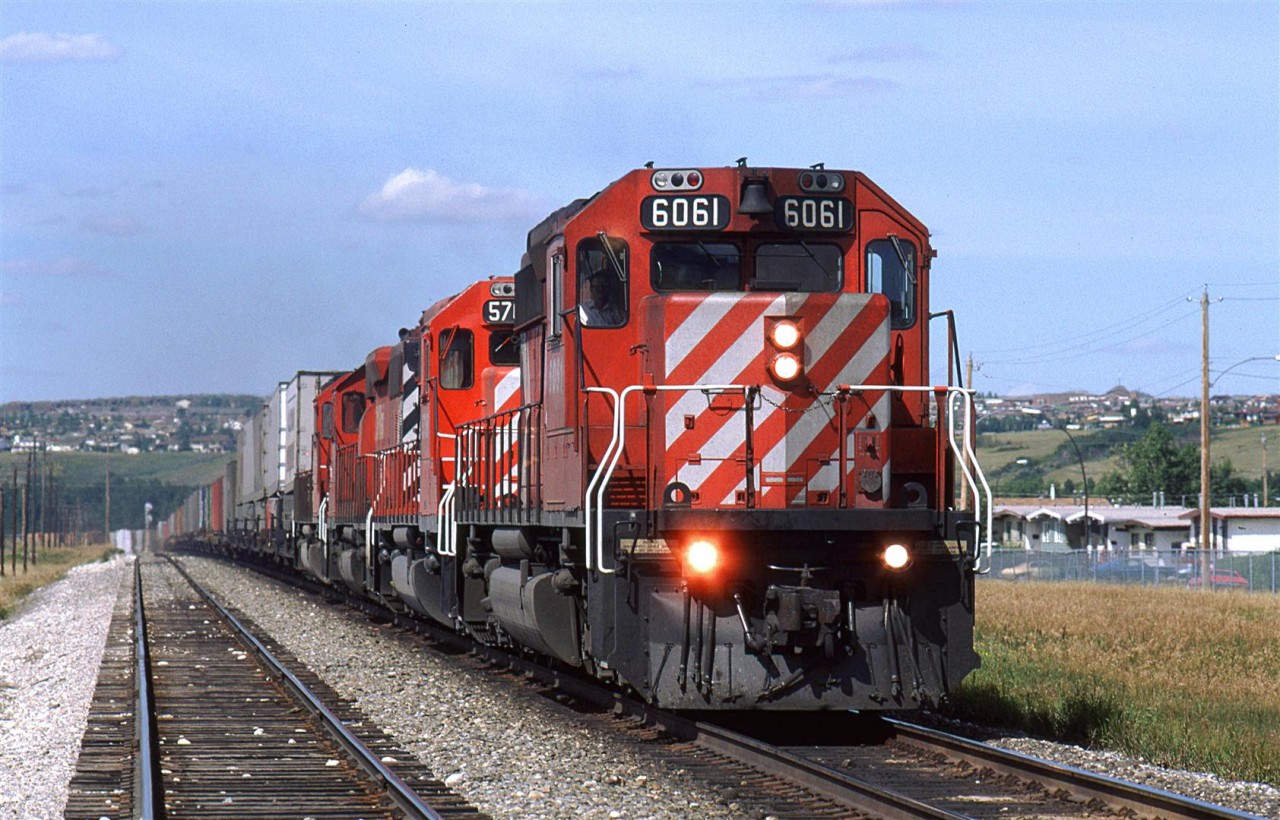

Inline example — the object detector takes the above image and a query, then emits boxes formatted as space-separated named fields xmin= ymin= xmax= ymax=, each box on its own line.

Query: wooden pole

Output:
xmin=1199 ymin=288 xmax=1212 ymax=588
xmin=1263 ymin=433 xmax=1269 ymax=508
xmin=105 ymin=454 xmax=112 ymax=547
xmin=23 ymin=451 xmax=32 ymax=572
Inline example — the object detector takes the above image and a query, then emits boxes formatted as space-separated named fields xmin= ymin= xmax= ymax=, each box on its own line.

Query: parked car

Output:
xmin=1091 ymin=556 xmax=1179 ymax=584
xmin=999 ymin=558 xmax=1062 ymax=580
xmin=1187 ymin=569 xmax=1250 ymax=590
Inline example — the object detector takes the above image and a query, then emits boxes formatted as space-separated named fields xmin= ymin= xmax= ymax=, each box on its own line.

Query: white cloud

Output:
xmin=0 ymin=32 xmax=123 ymax=64
xmin=358 ymin=168 xmax=541 ymax=224
xmin=1 ymin=257 xmax=113 ymax=278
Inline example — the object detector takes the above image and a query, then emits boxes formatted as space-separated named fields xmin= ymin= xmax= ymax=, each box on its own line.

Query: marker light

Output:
xmin=769 ymin=352 xmax=803 ymax=383
xmin=770 ymin=320 xmax=801 ymax=350
xmin=686 ymin=540 xmax=719 ymax=575
xmin=883 ymin=543 xmax=911 ymax=570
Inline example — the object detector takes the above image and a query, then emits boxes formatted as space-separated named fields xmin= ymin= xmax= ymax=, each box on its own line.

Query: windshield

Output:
xmin=651 ymin=242 xmax=741 ymax=291
xmin=752 ymin=243 xmax=842 ymax=292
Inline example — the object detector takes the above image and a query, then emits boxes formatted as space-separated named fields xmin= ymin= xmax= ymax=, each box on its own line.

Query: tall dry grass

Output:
xmin=945 ymin=581 xmax=1280 ymax=785
xmin=0 ymin=543 xmax=120 ymax=619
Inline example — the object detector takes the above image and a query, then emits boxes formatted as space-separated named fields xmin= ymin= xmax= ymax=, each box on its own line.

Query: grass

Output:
xmin=944 ymin=581 xmax=1280 ymax=785
xmin=0 ymin=542 xmax=121 ymax=619
xmin=976 ymin=425 xmax=1272 ymax=497
xmin=0 ymin=451 xmax=229 ymax=488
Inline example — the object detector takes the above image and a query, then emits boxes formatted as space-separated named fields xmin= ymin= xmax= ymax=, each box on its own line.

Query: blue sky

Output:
xmin=2 ymin=0 xmax=1276 ymax=402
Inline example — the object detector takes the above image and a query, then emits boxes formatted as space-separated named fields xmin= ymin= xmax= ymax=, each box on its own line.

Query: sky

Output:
xmin=1 ymin=0 xmax=1277 ymax=403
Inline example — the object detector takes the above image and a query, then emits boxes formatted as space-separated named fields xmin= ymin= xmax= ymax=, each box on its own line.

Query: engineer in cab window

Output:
xmin=578 ymin=269 xmax=623 ymax=327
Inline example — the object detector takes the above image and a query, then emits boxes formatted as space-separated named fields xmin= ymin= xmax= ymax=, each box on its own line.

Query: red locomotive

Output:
xmin=167 ymin=163 xmax=991 ymax=712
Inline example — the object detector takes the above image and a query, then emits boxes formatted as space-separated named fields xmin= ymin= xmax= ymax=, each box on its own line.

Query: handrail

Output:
xmin=585 ymin=383 xmax=992 ymax=574
xmin=945 ymin=390 xmax=993 ymax=572
xmin=436 ymin=481 xmax=457 ymax=556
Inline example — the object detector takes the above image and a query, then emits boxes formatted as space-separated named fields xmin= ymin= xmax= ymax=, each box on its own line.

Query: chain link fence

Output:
xmin=981 ymin=548 xmax=1280 ymax=593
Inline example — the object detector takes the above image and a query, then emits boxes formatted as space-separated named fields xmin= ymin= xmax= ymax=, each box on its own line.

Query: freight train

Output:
xmin=164 ymin=162 xmax=992 ymax=711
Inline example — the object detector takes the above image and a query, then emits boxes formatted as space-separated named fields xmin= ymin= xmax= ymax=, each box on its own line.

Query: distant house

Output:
xmin=1180 ymin=508 xmax=1280 ymax=553
xmin=992 ymin=502 xmax=1192 ymax=551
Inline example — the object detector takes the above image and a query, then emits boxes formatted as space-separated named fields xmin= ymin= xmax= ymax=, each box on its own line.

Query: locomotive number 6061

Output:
xmin=775 ymin=196 xmax=853 ymax=233
xmin=641 ymin=195 xmax=731 ymax=231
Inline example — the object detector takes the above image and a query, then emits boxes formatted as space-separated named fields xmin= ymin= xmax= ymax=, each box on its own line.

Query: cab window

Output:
xmin=340 ymin=392 xmax=364 ymax=434
xmin=652 ymin=242 xmax=740 ymax=291
xmin=489 ymin=330 xmax=520 ymax=366
xmin=752 ymin=243 xmax=842 ymax=292
xmin=321 ymin=401 xmax=335 ymax=440
xmin=439 ymin=329 xmax=474 ymax=389
xmin=866 ymin=238 xmax=917 ymax=328
xmin=576 ymin=236 xmax=628 ymax=328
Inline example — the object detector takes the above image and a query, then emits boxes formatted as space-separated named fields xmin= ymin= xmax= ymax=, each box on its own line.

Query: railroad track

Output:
xmin=164 ymin=550 xmax=1268 ymax=820
xmin=67 ymin=556 xmax=484 ymax=819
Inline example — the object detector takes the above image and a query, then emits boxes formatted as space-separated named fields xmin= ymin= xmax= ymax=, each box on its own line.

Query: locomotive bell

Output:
xmin=738 ymin=180 xmax=772 ymax=215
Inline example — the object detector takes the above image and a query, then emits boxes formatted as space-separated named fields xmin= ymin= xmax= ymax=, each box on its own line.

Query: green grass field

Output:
xmin=947 ymin=581 xmax=1280 ymax=785
xmin=0 ymin=451 xmax=230 ymax=487
xmin=977 ymin=425 xmax=1271 ymax=498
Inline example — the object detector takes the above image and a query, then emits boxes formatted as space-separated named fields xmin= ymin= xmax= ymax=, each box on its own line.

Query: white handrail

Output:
xmin=583 ymin=382 xmax=992 ymax=573
xmin=945 ymin=390 xmax=993 ymax=572
xmin=583 ymin=388 xmax=619 ymax=573
xmin=436 ymin=482 xmax=457 ymax=556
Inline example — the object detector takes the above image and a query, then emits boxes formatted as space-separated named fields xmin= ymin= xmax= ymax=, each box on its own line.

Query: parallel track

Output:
xmin=174 ymin=550 xmax=1266 ymax=819
xmin=69 ymin=556 xmax=484 ymax=819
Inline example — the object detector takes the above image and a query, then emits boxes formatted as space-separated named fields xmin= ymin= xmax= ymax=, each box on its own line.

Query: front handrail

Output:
xmin=585 ymin=383 xmax=992 ymax=574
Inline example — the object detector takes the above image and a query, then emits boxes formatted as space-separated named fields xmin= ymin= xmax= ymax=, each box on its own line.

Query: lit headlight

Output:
xmin=686 ymin=539 xmax=719 ymax=575
xmin=770 ymin=320 xmax=801 ymax=350
xmin=883 ymin=543 xmax=911 ymax=570
xmin=769 ymin=352 xmax=803 ymax=383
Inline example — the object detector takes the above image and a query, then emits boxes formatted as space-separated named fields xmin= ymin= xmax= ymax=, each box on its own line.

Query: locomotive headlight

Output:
xmin=685 ymin=539 xmax=719 ymax=575
xmin=883 ymin=543 xmax=911 ymax=570
xmin=769 ymin=320 xmax=801 ymax=350
xmin=769 ymin=352 xmax=803 ymax=383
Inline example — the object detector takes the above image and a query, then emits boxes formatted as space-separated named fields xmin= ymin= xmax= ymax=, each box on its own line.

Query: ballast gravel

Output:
xmin=4 ymin=553 xmax=1280 ymax=818
xmin=181 ymin=557 xmax=1280 ymax=820
xmin=180 ymin=557 xmax=749 ymax=820
xmin=0 ymin=554 xmax=131 ymax=820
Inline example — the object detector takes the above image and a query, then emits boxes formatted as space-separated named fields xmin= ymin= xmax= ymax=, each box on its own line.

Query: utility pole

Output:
xmin=38 ymin=447 xmax=47 ymax=555
xmin=1198 ymin=287 xmax=1212 ymax=588
xmin=1263 ymin=432 xmax=1269 ymax=508
xmin=104 ymin=450 xmax=112 ymax=547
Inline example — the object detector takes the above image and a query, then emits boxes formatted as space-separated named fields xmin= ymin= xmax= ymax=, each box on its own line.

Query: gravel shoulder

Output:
xmin=0 ymin=555 xmax=132 ymax=820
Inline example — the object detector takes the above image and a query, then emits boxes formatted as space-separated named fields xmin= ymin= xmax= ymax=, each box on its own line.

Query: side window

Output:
xmin=340 ymin=392 xmax=364 ymax=434
xmin=551 ymin=252 xmax=564 ymax=340
xmin=866 ymin=237 xmax=917 ymax=328
xmin=439 ymin=329 xmax=474 ymax=390
xmin=489 ymin=330 xmax=520 ymax=365
xmin=576 ymin=236 xmax=628 ymax=328
xmin=320 ymin=401 xmax=334 ymax=440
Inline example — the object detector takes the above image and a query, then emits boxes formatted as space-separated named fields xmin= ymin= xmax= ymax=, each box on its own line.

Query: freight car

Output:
xmin=165 ymin=162 xmax=992 ymax=712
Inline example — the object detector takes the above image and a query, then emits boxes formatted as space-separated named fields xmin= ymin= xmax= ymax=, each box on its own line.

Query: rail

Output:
xmin=133 ymin=558 xmax=165 ymax=818
xmin=164 ymin=556 xmax=445 ymax=819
